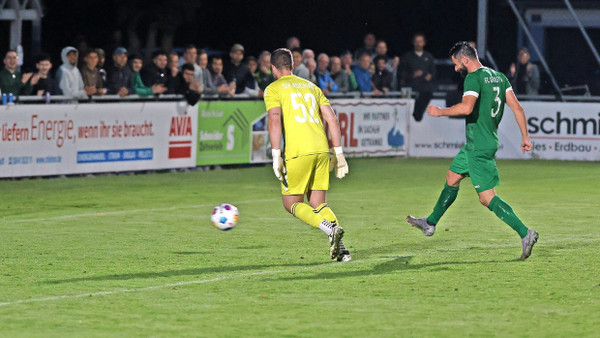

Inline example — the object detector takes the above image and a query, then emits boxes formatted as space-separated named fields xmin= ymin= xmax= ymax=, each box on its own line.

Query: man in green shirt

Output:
xmin=406 ymin=41 xmax=539 ymax=260
xmin=0 ymin=50 xmax=36 ymax=96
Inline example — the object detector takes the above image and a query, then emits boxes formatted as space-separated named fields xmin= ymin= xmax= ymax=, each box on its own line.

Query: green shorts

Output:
xmin=449 ymin=146 xmax=499 ymax=193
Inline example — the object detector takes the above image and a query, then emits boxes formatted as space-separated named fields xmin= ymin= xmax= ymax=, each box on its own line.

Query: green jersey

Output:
xmin=463 ymin=67 xmax=512 ymax=150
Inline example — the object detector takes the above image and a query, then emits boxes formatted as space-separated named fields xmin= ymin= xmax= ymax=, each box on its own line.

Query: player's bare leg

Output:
xmin=407 ymin=171 xmax=463 ymax=236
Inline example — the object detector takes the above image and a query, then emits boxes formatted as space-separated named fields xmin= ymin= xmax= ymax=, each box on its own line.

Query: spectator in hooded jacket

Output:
xmin=56 ymin=46 xmax=88 ymax=99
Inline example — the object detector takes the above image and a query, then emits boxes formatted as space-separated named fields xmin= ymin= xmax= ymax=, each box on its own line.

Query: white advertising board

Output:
xmin=0 ymin=102 xmax=198 ymax=177
xmin=498 ymin=101 xmax=600 ymax=161
xmin=408 ymin=99 xmax=466 ymax=158
xmin=329 ymin=99 xmax=412 ymax=157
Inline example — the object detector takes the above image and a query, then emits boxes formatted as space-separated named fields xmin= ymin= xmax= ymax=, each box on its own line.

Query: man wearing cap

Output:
xmin=223 ymin=43 xmax=258 ymax=97
xmin=107 ymin=47 xmax=133 ymax=97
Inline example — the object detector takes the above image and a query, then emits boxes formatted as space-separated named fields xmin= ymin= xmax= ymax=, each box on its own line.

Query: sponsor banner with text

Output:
xmin=498 ymin=101 xmax=600 ymax=161
xmin=0 ymin=102 xmax=197 ymax=177
xmin=329 ymin=99 xmax=412 ymax=157
xmin=408 ymin=99 xmax=466 ymax=158
xmin=196 ymin=101 xmax=269 ymax=165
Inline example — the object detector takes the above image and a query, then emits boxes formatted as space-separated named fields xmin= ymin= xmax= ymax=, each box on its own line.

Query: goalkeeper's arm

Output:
xmin=320 ymin=104 xmax=349 ymax=179
xmin=268 ymin=107 xmax=285 ymax=181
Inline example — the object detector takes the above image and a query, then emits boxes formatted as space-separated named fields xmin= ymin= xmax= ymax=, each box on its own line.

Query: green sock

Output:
xmin=488 ymin=196 xmax=528 ymax=238
xmin=291 ymin=202 xmax=324 ymax=228
xmin=427 ymin=183 xmax=459 ymax=225
xmin=315 ymin=203 xmax=339 ymax=226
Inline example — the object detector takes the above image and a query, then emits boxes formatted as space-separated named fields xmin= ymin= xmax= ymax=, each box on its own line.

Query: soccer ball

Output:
xmin=211 ymin=204 xmax=239 ymax=231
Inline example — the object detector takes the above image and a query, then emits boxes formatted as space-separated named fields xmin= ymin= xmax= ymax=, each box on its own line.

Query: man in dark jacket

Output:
xmin=399 ymin=33 xmax=436 ymax=121
xmin=141 ymin=50 xmax=169 ymax=89
xmin=223 ymin=43 xmax=257 ymax=96
xmin=106 ymin=47 xmax=132 ymax=97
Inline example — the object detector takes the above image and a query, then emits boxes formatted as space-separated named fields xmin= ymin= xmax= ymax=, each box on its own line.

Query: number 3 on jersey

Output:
xmin=291 ymin=93 xmax=319 ymax=124
xmin=491 ymin=86 xmax=501 ymax=117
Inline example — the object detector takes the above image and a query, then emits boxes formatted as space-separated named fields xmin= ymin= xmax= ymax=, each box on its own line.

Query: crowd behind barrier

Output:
xmin=7 ymin=33 xmax=597 ymax=112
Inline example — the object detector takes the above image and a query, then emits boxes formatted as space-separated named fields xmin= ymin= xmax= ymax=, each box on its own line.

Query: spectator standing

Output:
xmin=80 ymin=50 xmax=106 ymax=95
xmin=507 ymin=47 xmax=540 ymax=95
xmin=30 ymin=53 xmax=60 ymax=96
xmin=305 ymin=58 xmax=317 ymax=84
xmin=94 ymin=48 xmax=107 ymax=87
xmin=351 ymin=52 xmax=372 ymax=92
xmin=179 ymin=44 xmax=201 ymax=78
xmin=106 ymin=47 xmax=133 ymax=97
xmin=196 ymin=50 xmax=217 ymax=96
xmin=255 ymin=51 xmax=274 ymax=95
xmin=286 ymin=36 xmax=301 ymax=50
xmin=131 ymin=55 xmax=166 ymax=97
xmin=223 ymin=43 xmax=258 ymax=96
xmin=330 ymin=56 xmax=349 ymax=93
xmin=209 ymin=55 xmax=235 ymax=97
xmin=354 ymin=32 xmax=377 ymax=60
xmin=57 ymin=46 xmax=87 ymax=99
xmin=340 ymin=50 xmax=358 ymax=91
xmin=166 ymin=51 xmax=180 ymax=93
xmin=400 ymin=33 xmax=436 ymax=121
xmin=291 ymin=48 xmax=310 ymax=80
xmin=315 ymin=53 xmax=338 ymax=95
xmin=372 ymin=55 xmax=393 ymax=96
xmin=0 ymin=50 xmax=35 ymax=96
xmin=174 ymin=63 xmax=201 ymax=105
xmin=141 ymin=50 xmax=169 ymax=88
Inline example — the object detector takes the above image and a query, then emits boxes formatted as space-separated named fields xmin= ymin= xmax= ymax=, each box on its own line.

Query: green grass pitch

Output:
xmin=1 ymin=157 xmax=598 ymax=336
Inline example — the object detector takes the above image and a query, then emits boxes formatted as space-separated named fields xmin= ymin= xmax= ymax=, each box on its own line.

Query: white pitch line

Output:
xmin=1 ymin=189 xmax=388 ymax=225
xmin=0 ymin=257 xmax=391 ymax=307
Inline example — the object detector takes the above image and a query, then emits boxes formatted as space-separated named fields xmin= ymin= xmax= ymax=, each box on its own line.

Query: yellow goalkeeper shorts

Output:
xmin=282 ymin=152 xmax=330 ymax=195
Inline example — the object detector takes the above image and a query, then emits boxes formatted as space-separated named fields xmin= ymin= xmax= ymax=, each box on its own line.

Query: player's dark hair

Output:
xmin=271 ymin=48 xmax=293 ymax=71
xmin=181 ymin=63 xmax=195 ymax=72
xmin=373 ymin=54 xmax=388 ymax=64
xmin=449 ymin=41 xmax=478 ymax=61
xmin=35 ymin=53 xmax=52 ymax=64
xmin=152 ymin=49 xmax=167 ymax=59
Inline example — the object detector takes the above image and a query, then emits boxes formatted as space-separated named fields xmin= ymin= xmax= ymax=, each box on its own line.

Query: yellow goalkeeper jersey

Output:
xmin=264 ymin=75 xmax=330 ymax=159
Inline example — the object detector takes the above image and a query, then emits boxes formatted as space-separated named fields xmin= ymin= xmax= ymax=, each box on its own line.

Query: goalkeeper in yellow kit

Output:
xmin=264 ymin=48 xmax=350 ymax=261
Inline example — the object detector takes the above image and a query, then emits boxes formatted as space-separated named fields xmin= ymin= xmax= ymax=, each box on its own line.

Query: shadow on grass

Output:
xmin=46 ymin=261 xmax=326 ymax=284
xmin=273 ymin=255 xmax=517 ymax=281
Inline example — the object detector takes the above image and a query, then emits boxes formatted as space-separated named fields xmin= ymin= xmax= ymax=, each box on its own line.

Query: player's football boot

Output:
xmin=329 ymin=225 xmax=344 ymax=260
xmin=520 ymin=229 xmax=539 ymax=260
xmin=334 ymin=240 xmax=352 ymax=262
xmin=406 ymin=216 xmax=436 ymax=236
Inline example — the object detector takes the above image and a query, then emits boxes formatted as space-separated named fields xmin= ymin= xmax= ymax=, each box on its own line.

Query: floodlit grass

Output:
xmin=1 ymin=158 xmax=598 ymax=336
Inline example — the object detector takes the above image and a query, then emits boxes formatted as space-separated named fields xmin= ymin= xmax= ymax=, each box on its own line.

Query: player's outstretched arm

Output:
xmin=268 ymin=107 xmax=285 ymax=181
xmin=506 ymin=89 xmax=532 ymax=153
xmin=321 ymin=104 xmax=348 ymax=179
xmin=428 ymin=95 xmax=477 ymax=117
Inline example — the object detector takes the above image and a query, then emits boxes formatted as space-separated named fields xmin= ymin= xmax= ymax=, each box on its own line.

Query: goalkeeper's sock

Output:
xmin=488 ymin=196 xmax=529 ymax=238
xmin=291 ymin=202 xmax=330 ymax=230
xmin=427 ymin=183 xmax=459 ymax=225
xmin=315 ymin=203 xmax=339 ymax=236
xmin=315 ymin=203 xmax=339 ymax=226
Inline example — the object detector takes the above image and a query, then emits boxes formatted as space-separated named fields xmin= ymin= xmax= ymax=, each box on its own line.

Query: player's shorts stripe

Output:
xmin=463 ymin=91 xmax=479 ymax=98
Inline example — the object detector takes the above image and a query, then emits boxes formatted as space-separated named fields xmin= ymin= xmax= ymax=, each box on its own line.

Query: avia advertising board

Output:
xmin=196 ymin=101 xmax=269 ymax=165
xmin=0 ymin=102 xmax=197 ymax=177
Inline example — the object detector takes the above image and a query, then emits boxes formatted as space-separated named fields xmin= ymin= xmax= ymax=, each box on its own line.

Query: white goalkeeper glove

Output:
xmin=329 ymin=146 xmax=349 ymax=179
xmin=271 ymin=149 xmax=286 ymax=181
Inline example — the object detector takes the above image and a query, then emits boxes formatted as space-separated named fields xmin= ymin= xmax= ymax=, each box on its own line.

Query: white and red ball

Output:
xmin=211 ymin=204 xmax=239 ymax=231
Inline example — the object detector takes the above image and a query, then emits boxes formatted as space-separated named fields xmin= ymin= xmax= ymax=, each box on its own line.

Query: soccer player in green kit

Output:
xmin=406 ymin=41 xmax=539 ymax=260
